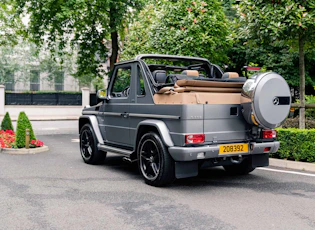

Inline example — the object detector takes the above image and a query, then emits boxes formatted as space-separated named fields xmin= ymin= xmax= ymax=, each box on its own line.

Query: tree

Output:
xmin=1 ymin=112 xmax=14 ymax=131
xmin=237 ymin=1 xmax=315 ymax=129
xmin=15 ymin=0 xmax=144 ymax=82
xmin=0 ymin=0 xmax=23 ymax=46
xmin=122 ymin=0 xmax=231 ymax=65
xmin=15 ymin=111 xmax=36 ymax=148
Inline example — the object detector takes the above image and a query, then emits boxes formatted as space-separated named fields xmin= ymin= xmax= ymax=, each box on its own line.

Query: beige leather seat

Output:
xmin=181 ymin=70 xmax=199 ymax=77
xmin=222 ymin=72 xmax=239 ymax=79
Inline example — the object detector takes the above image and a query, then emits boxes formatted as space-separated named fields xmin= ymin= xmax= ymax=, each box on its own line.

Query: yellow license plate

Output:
xmin=219 ymin=143 xmax=248 ymax=155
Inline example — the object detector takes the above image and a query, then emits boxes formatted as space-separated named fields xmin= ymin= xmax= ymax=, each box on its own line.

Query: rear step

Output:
xmin=97 ymin=144 xmax=133 ymax=157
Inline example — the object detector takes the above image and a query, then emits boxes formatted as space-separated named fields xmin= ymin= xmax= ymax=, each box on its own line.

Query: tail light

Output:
xmin=185 ymin=134 xmax=205 ymax=144
xmin=262 ymin=130 xmax=277 ymax=139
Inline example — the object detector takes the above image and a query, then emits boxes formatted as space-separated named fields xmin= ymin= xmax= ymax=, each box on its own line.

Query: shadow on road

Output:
xmin=100 ymin=155 xmax=267 ymax=188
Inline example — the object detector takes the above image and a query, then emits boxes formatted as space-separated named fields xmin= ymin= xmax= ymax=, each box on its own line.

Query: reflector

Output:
xmin=263 ymin=147 xmax=271 ymax=152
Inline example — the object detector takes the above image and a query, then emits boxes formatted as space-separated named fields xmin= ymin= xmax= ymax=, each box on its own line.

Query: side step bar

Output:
xmin=122 ymin=157 xmax=138 ymax=163
xmin=97 ymin=144 xmax=133 ymax=157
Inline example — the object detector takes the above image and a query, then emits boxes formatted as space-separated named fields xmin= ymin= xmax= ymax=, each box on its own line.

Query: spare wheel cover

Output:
xmin=253 ymin=72 xmax=291 ymax=129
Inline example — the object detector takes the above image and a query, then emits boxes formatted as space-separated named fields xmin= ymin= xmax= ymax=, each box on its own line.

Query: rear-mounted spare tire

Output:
xmin=241 ymin=72 xmax=291 ymax=129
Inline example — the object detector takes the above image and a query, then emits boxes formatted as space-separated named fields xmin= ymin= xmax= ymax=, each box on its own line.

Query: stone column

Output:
xmin=81 ymin=87 xmax=90 ymax=107
xmin=0 ymin=85 xmax=5 ymax=116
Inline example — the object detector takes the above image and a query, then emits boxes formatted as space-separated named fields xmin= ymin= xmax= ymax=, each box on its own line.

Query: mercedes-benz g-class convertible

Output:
xmin=79 ymin=54 xmax=291 ymax=186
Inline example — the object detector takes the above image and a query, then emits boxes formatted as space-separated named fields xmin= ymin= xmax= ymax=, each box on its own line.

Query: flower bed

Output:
xmin=0 ymin=129 xmax=44 ymax=149
xmin=30 ymin=139 xmax=44 ymax=148
xmin=1 ymin=112 xmax=48 ymax=154
xmin=0 ymin=130 xmax=16 ymax=148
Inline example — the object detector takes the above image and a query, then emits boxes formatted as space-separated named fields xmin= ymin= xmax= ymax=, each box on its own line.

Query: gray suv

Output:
xmin=79 ymin=54 xmax=291 ymax=186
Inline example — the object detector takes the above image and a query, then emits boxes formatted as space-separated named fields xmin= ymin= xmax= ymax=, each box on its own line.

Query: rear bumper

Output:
xmin=168 ymin=141 xmax=280 ymax=161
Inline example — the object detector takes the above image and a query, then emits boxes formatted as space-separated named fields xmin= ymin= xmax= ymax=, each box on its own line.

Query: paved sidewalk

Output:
xmin=270 ymin=158 xmax=315 ymax=173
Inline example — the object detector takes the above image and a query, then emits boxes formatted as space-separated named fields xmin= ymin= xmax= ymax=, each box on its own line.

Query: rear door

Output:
xmin=203 ymin=104 xmax=249 ymax=144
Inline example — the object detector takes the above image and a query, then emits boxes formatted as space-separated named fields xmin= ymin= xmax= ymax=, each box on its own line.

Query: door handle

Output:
xmin=121 ymin=112 xmax=129 ymax=118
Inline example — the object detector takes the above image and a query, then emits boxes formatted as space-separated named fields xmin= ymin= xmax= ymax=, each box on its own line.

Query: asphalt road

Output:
xmin=1 ymin=122 xmax=315 ymax=229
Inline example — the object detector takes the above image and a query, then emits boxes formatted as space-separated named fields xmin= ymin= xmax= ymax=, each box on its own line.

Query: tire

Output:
xmin=137 ymin=132 xmax=175 ymax=187
xmin=223 ymin=157 xmax=255 ymax=175
xmin=80 ymin=123 xmax=106 ymax=165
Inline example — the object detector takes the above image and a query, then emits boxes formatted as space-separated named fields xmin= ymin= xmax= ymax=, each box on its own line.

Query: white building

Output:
xmin=1 ymin=42 xmax=109 ymax=93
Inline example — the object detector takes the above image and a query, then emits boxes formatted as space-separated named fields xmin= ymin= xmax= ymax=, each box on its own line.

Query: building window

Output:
xmin=30 ymin=70 xmax=40 ymax=91
xmin=3 ymin=70 xmax=15 ymax=91
xmin=54 ymin=71 xmax=64 ymax=91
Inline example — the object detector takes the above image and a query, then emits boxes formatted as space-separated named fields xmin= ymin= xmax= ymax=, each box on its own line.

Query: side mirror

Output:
xmin=97 ymin=89 xmax=108 ymax=101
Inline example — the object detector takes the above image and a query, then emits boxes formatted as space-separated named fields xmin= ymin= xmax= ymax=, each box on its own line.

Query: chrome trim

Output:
xmin=103 ymin=112 xmax=122 ymax=116
xmin=82 ymin=111 xmax=101 ymax=115
xmin=129 ymin=113 xmax=180 ymax=120
xmin=104 ymin=124 xmax=134 ymax=130
xmin=97 ymin=144 xmax=132 ymax=156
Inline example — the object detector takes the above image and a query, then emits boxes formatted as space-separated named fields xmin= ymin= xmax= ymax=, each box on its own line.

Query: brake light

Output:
xmin=262 ymin=130 xmax=277 ymax=139
xmin=185 ymin=134 xmax=205 ymax=144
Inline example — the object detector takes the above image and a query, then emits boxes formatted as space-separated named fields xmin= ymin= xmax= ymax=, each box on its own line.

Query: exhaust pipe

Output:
xmin=230 ymin=155 xmax=242 ymax=164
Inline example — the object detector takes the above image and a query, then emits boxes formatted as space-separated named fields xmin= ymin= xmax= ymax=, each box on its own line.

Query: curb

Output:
xmin=1 ymin=117 xmax=79 ymax=121
xmin=269 ymin=158 xmax=315 ymax=173
xmin=0 ymin=145 xmax=49 ymax=155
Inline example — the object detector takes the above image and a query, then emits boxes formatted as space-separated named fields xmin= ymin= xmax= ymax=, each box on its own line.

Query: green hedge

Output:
xmin=273 ymin=128 xmax=315 ymax=163
xmin=16 ymin=112 xmax=36 ymax=148
xmin=1 ymin=112 xmax=14 ymax=131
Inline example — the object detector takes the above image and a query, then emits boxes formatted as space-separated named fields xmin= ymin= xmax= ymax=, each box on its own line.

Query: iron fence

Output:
xmin=5 ymin=92 xmax=82 ymax=106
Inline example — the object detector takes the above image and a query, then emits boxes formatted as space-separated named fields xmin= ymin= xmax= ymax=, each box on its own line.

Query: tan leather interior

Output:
xmin=182 ymin=70 xmax=199 ymax=76
xmin=154 ymin=79 xmax=243 ymax=105
xmin=157 ymin=86 xmax=241 ymax=94
xmin=176 ymin=79 xmax=244 ymax=88
xmin=185 ymin=87 xmax=241 ymax=93
xmin=157 ymin=87 xmax=186 ymax=94
xmin=229 ymin=72 xmax=239 ymax=78
xmin=224 ymin=72 xmax=239 ymax=78
xmin=154 ymin=92 xmax=241 ymax=104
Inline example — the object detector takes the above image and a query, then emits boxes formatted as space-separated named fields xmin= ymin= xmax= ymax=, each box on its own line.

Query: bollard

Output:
xmin=25 ymin=129 xmax=30 ymax=149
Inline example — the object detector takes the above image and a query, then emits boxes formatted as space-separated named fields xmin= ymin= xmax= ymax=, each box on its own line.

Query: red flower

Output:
xmin=29 ymin=139 xmax=44 ymax=148
xmin=0 ymin=130 xmax=16 ymax=148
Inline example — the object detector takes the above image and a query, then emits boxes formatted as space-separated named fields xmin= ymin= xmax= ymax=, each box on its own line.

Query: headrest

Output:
xmin=182 ymin=70 xmax=199 ymax=77
xmin=152 ymin=70 xmax=167 ymax=83
xmin=222 ymin=72 xmax=239 ymax=79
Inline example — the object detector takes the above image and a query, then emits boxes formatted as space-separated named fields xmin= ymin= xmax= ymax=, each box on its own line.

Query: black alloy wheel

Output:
xmin=139 ymin=139 xmax=161 ymax=181
xmin=138 ymin=132 xmax=175 ymax=186
xmin=80 ymin=124 xmax=106 ymax=164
